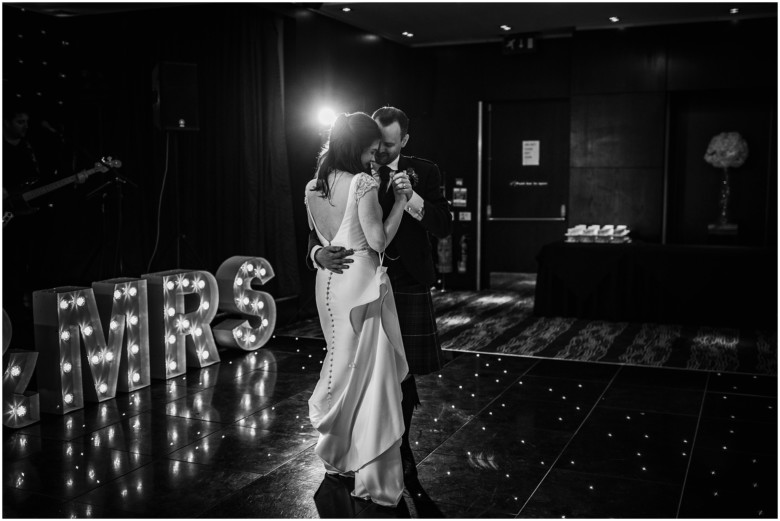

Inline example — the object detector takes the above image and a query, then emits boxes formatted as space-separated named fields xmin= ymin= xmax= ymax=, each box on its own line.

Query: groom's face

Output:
xmin=374 ymin=121 xmax=408 ymax=166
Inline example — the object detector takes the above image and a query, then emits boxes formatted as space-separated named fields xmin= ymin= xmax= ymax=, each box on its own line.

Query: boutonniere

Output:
xmin=403 ymin=168 xmax=419 ymax=187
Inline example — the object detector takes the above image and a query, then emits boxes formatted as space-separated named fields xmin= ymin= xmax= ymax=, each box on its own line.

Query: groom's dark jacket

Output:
xmin=307 ymin=154 xmax=452 ymax=286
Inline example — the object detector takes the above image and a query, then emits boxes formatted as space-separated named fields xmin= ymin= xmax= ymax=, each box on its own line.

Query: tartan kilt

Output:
xmin=392 ymin=285 xmax=444 ymax=375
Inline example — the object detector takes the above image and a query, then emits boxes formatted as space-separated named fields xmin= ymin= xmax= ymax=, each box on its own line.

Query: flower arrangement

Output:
xmin=703 ymin=132 xmax=748 ymax=228
xmin=704 ymin=132 xmax=749 ymax=169
xmin=402 ymin=168 xmax=419 ymax=187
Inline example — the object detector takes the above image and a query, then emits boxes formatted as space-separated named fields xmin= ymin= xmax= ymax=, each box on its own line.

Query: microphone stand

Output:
xmin=85 ymin=166 xmax=138 ymax=277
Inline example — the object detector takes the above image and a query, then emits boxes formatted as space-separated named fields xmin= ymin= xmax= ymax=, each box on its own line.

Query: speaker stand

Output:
xmin=169 ymin=131 xmax=206 ymax=269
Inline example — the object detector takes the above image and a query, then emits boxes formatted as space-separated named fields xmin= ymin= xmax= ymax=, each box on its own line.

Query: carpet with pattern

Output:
xmin=275 ymin=275 xmax=777 ymax=376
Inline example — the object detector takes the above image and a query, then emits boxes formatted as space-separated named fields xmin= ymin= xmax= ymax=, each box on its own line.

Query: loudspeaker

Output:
xmin=152 ymin=62 xmax=199 ymax=131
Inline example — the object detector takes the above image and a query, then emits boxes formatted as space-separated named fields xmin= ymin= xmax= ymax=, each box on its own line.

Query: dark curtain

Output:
xmin=187 ymin=6 xmax=301 ymax=298
xmin=4 ymin=4 xmax=300 ymax=300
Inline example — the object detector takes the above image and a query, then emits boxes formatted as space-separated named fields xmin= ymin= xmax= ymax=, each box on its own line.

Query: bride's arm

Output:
xmin=357 ymin=179 xmax=405 ymax=253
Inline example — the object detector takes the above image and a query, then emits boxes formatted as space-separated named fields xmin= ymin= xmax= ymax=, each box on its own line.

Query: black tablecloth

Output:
xmin=534 ymin=241 xmax=777 ymax=328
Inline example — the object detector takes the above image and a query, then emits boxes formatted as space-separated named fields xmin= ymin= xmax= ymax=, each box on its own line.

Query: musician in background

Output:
xmin=2 ymin=101 xmax=82 ymax=348
xmin=3 ymin=102 xmax=40 ymax=347
xmin=3 ymin=102 xmax=40 ymax=190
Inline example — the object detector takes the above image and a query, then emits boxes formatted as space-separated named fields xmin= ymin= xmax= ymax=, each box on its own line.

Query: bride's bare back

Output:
xmin=306 ymin=171 xmax=354 ymax=243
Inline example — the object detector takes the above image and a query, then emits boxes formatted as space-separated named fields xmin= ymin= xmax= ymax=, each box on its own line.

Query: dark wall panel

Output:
xmin=570 ymin=92 xmax=666 ymax=168
xmin=569 ymin=168 xmax=665 ymax=241
xmin=572 ymin=27 xmax=667 ymax=94
xmin=484 ymin=222 xmax=569 ymax=275
xmin=667 ymin=19 xmax=777 ymax=91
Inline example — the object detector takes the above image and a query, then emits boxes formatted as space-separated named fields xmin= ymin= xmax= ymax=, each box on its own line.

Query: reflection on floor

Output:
xmin=3 ymin=337 xmax=777 ymax=518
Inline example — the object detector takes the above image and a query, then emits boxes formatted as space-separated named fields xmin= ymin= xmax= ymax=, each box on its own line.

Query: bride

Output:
xmin=305 ymin=112 xmax=410 ymax=507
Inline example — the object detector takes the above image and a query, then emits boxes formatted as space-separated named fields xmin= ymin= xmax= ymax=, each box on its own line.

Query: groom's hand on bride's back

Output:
xmin=315 ymin=246 xmax=354 ymax=274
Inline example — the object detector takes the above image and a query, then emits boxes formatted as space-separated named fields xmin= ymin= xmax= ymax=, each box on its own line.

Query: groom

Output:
xmin=307 ymin=106 xmax=452 ymax=486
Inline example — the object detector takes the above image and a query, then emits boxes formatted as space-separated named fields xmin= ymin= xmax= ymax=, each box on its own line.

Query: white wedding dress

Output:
xmin=305 ymin=172 xmax=409 ymax=507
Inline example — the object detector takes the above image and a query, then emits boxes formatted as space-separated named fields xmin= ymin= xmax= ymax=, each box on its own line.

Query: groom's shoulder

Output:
xmin=403 ymin=155 xmax=438 ymax=171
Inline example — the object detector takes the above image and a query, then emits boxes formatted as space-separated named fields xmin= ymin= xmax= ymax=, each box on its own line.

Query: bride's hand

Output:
xmin=392 ymin=172 xmax=412 ymax=202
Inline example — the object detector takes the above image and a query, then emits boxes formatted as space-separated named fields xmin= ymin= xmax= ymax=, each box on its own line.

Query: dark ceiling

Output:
xmin=314 ymin=2 xmax=778 ymax=47
xmin=8 ymin=2 xmax=778 ymax=47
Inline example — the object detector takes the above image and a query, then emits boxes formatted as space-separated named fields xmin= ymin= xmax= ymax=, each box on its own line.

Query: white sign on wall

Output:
xmin=522 ymin=140 xmax=540 ymax=166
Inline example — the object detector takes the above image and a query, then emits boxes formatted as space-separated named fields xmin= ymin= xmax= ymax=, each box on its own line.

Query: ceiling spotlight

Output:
xmin=609 ymin=16 xmax=620 ymax=23
xmin=402 ymin=31 xmax=414 ymax=38
xmin=500 ymin=25 xmax=512 ymax=31
xmin=730 ymin=8 xmax=739 ymax=14
xmin=342 ymin=6 xmax=351 ymax=12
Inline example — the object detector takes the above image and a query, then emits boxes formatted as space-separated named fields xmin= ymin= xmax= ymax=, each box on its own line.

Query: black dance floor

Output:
xmin=3 ymin=336 xmax=777 ymax=518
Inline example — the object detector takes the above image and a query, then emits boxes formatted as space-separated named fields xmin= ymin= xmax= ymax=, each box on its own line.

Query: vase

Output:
xmin=717 ymin=167 xmax=731 ymax=226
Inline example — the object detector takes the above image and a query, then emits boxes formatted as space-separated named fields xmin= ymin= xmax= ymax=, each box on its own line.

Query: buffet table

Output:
xmin=534 ymin=241 xmax=776 ymax=328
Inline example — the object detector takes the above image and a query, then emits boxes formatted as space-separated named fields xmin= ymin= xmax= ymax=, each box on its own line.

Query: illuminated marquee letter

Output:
xmin=3 ymin=309 xmax=41 ymax=428
xmin=214 ymin=256 xmax=277 ymax=350
xmin=33 ymin=286 xmax=123 ymax=414
xmin=92 ymin=278 xmax=151 ymax=392
xmin=143 ymin=270 xmax=219 ymax=379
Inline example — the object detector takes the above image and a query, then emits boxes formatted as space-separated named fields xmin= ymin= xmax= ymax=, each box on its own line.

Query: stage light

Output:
xmin=317 ymin=107 xmax=336 ymax=127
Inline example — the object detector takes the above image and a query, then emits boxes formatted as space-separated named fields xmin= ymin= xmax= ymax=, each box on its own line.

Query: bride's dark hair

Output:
xmin=311 ymin=112 xmax=380 ymax=199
